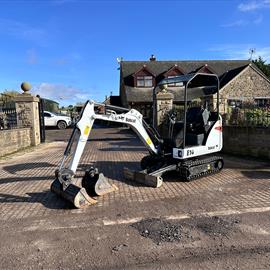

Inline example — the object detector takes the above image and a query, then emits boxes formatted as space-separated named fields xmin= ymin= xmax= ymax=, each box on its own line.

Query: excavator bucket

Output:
xmin=123 ymin=164 xmax=178 ymax=188
xmin=81 ymin=167 xmax=118 ymax=196
xmin=123 ymin=167 xmax=163 ymax=188
xmin=51 ymin=167 xmax=117 ymax=208
xmin=51 ymin=178 xmax=97 ymax=208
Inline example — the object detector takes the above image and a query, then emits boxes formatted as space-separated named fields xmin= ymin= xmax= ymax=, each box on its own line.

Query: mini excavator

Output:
xmin=51 ymin=73 xmax=224 ymax=208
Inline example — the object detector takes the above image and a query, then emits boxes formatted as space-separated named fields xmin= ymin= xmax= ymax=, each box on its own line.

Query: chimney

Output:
xmin=149 ymin=54 xmax=156 ymax=61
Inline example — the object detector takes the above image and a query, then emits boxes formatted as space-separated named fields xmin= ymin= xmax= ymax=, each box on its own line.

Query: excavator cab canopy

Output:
xmin=157 ymin=73 xmax=220 ymax=101
xmin=154 ymin=73 xmax=220 ymax=149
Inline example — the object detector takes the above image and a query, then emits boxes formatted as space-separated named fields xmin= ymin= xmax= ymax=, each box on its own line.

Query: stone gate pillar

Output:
xmin=14 ymin=82 xmax=41 ymax=146
xmin=155 ymin=91 xmax=174 ymax=136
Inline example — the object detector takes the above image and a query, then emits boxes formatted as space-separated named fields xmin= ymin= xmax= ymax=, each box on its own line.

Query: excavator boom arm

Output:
xmin=60 ymin=100 xmax=160 ymax=175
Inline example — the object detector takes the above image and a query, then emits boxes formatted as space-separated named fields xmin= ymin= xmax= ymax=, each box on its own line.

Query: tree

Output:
xmin=0 ymin=90 xmax=18 ymax=108
xmin=2 ymin=90 xmax=19 ymax=98
xmin=253 ymin=56 xmax=270 ymax=79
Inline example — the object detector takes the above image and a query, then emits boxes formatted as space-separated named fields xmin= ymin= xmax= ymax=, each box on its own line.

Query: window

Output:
xmin=137 ymin=76 xmax=153 ymax=87
xmin=227 ymin=99 xmax=242 ymax=109
xmin=167 ymin=76 xmax=184 ymax=87
xmin=134 ymin=65 xmax=155 ymax=87
xmin=164 ymin=65 xmax=185 ymax=86
xmin=255 ymin=98 xmax=270 ymax=108
xmin=44 ymin=112 xmax=51 ymax=117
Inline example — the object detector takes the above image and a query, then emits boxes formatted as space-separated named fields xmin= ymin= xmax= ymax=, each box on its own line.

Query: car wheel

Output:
xmin=57 ymin=121 xmax=67 ymax=129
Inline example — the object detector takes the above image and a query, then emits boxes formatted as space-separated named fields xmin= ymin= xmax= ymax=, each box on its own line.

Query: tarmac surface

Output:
xmin=0 ymin=127 xmax=270 ymax=269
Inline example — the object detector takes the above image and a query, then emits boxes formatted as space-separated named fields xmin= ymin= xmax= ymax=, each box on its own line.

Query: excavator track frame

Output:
xmin=178 ymin=156 xmax=224 ymax=181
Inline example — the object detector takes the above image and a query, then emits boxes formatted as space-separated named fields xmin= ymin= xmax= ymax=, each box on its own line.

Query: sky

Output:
xmin=0 ymin=0 xmax=269 ymax=106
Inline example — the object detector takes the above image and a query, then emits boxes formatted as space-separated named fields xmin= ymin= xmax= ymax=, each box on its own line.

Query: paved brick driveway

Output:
xmin=0 ymin=127 xmax=269 ymax=221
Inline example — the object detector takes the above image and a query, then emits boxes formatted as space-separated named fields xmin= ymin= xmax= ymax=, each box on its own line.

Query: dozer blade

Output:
xmin=51 ymin=178 xmax=97 ymax=209
xmin=123 ymin=167 xmax=163 ymax=188
xmin=82 ymin=168 xmax=118 ymax=196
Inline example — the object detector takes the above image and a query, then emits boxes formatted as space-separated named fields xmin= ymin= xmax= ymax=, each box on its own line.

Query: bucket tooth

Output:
xmin=82 ymin=168 xmax=118 ymax=196
xmin=51 ymin=178 xmax=97 ymax=209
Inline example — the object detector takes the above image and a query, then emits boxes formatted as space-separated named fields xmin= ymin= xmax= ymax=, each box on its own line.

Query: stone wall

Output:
xmin=15 ymin=94 xmax=40 ymax=146
xmin=155 ymin=91 xmax=173 ymax=137
xmin=0 ymin=128 xmax=31 ymax=157
xmin=222 ymin=126 xmax=270 ymax=160
xmin=0 ymin=90 xmax=41 ymax=157
xmin=219 ymin=65 xmax=270 ymax=113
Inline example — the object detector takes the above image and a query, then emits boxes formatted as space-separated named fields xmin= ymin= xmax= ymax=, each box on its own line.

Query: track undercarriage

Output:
xmin=178 ymin=156 xmax=224 ymax=181
xmin=124 ymin=154 xmax=224 ymax=186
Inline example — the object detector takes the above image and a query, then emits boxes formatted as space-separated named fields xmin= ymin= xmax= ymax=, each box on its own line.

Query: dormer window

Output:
xmin=134 ymin=65 xmax=155 ymax=88
xmin=164 ymin=65 xmax=185 ymax=87
xmin=197 ymin=64 xmax=215 ymax=74
xmin=167 ymin=76 xmax=184 ymax=87
xmin=137 ymin=76 xmax=153 ymax=87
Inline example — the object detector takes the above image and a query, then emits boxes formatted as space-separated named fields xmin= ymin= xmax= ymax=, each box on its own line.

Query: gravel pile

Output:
xmin=132 ymin=216 xmax=241 ymax=244
xmin=131 ymin=218 xmax=182 ymax=245
xmin=194 ymin=216 xmax=240 ymax=237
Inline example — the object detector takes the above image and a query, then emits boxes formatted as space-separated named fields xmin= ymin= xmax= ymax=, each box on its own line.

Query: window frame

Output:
xmin=227 ymin=99 xmax=243 ymax=109
xmin=167 ymin=75 xmax=184 ymax=87
xmin=44 ymin=112 xmax=52 ymax=117
xmin=254 ymin=98 xmax=270 ymax=107
xmin=136 ymin=75 xmax=153 ymax=88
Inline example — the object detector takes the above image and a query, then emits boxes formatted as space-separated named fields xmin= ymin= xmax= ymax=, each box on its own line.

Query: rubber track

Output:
xmin=179 ymin=156 xmax=223 ymax=181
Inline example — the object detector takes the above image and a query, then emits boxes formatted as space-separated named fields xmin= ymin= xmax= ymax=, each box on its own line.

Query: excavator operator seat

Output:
xmin=173 ymin=106 xmax=212 ymax=148
xmin=186 ymin=106 xmax=211 ymax=146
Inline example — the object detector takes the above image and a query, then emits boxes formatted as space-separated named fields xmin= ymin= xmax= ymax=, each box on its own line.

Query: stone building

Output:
xmin=217 ymin=62 xmax=270 ymax=113
xmin=117 ymin=57 xmax=270 ymax=119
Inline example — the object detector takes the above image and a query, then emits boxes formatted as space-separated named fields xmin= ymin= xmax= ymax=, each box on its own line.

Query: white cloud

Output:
xmin=0 ymin=18 xmax=47 ymax=45
xmin=221 ymin=20 xmax=249 ymax=27
xmin=32 ymin=83 xmax=96 ymax=105
xmin=238 ymin=1 xmax=261 ymax=11
xmin=208 ymin=45 xmax=270 ymax=62
xmin=221 ymin=14 xmax=264 ymax=27
xmin=238 ymin=0 xmax=270 ymax=12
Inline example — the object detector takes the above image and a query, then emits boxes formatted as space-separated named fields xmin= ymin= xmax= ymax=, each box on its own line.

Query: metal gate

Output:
xmin=38 ymin=96 xmax=46 ymax=143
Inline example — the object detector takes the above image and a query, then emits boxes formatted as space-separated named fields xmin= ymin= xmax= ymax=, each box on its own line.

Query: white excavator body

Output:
xmin=51 ymin=73 xmax=224 ymax=208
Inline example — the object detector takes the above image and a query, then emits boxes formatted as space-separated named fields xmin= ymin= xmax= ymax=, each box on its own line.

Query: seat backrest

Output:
xmin=186 ymin=107 xmax=202 ymax=123
xmin=201 ymin=108 xmax=210 ymax=126
xmin=186 ymin=107 xmax=210 ymax=134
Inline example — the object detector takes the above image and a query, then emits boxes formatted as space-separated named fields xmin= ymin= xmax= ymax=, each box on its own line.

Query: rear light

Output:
xmin=214 ymin=126 xmax=222 ymax=131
